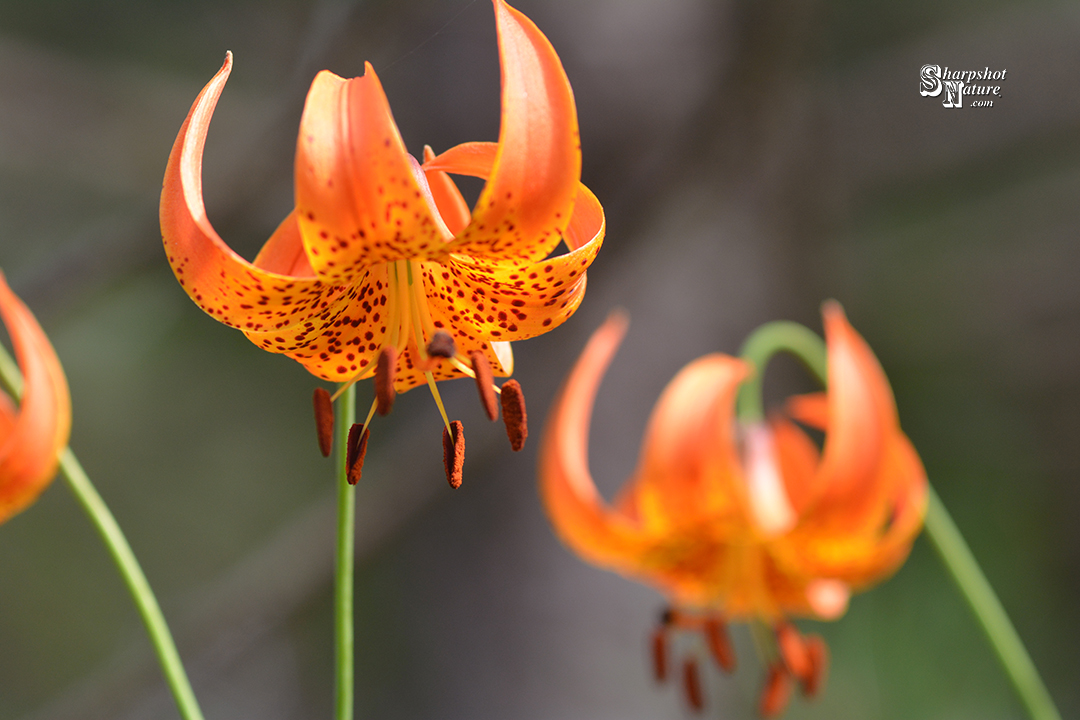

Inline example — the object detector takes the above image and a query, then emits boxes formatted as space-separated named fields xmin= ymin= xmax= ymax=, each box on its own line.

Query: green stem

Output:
xmin=924 ymin=487 xmax=1061 ymax=720
xmin=735 ymin=319 xmax=1060 ymax=720
xmin=334 ymin=385 xmax=357 ymax=720
xmin=0 ymin=346 xmax=204 ymax=720
xmin=735 ymin=320 xmax=827 ymax=423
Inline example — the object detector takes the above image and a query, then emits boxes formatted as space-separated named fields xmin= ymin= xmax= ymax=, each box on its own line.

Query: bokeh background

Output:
xmin=1 ymin=0 xmax=1078 ymax=718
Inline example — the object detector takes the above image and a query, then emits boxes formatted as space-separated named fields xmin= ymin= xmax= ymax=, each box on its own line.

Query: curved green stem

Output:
xmin=924 ymin=487 xmax=1061 ymax=720
xmin=334 ymin=385 xmax=357 ymax=720
xmin=0 ymin=345 xmax=204 ymax=720
xmin=735 ymin=319 xmax=1061 ymax=720
xmin=735 ymin=320 xmax=827 ymax=423
xmin=59 ymin=449 xmax=206 ymax=720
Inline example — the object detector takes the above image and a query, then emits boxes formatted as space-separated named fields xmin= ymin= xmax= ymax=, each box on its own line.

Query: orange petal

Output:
xmin=769 ymin=416 xmax=820 ymax=517
xmin=161 ymin=53 xmax=339 ymax=334
xmin=421 ymin=181 xmax=603 ymax=343
xmin=294 ymin=66 xmax=448 ymax=282
xmin=814 ymin=302 xmax=898 ymax=514
xmin=626 ymin=353 xmax=751 ymax=535
xmin=539 ymin=312 xmax=651 ymax=571
xmin=441 ymin=0 xmax=580 ymax=264
xmin=0 ymin=272 xmax=71 ymax=523
xmin=253 ymin=210 xmax=316 ymax=277
xmin=423 ymin=145 xmax=471 ymax=236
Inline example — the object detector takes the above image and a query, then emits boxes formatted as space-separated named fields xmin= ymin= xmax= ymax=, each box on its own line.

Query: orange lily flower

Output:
xmin=161 ymin=0 xmax=603 ymax=467
xmin=0 ymin=271 xmax=72 ymax=524
xmin=540 ymin=305 xmax=927 ymax=715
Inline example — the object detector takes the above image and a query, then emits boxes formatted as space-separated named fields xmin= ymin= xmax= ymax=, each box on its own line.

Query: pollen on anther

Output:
xmin=650 ymin=626 xmax=668 ymax=683
xmin=313 ymin=388 xmax=334 ymax=457
xmin=500 ymin=379 xmax=527 ymax=451
xmin=376 ymin=347 xmax=397 ymax=415
xmin=759 ymin=663 xmax=793 ymax=719
xmin=442 ymin=420 xmax=465 ymax=489
xmin=776 ymin=623 xmax=811 ymax=681
xmin=470 ymin=351 xmax=498 ymax=421
xmin=800 ymin=635 xmax=829 ymax=698
xmin=346 ymin=424 xmax=370 ymax=485
xmin=704 ymin=617 xmax=736 ymax=673
xmin=682 ymin=658 xmax=704 ymax=712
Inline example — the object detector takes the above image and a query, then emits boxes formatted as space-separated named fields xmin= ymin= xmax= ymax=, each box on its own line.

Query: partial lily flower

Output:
xmin=0 ymin=271 xmax=71 ymax=524
xmin=540 ymin=305 xmax=927 ymax=716
xmin=161 ymin=0 xmax=603 ymax=482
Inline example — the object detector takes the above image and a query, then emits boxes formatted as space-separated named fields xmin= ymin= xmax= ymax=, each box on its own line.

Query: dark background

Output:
xmin=1 ymin=0 xmax=1077 ymax=718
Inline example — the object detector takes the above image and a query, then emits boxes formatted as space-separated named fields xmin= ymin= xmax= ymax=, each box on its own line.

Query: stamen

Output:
xmin=427 ymin=331 xmax=456 ymax=358
xmin=499 ymin=379 xmax=528 ymax=451
xmin=375 ymin=346 xmax=397 ymax=416
xmin=312 ymin=387 xmax=334 ymax=457
xmin=346 ymin=424 xmax=370 ymax=485
xmin=470 ymin=351 xmax=499 ymax=421
xmin=704 ymin=616 xmax=737 ymax=673
xmin=650 ymin=625 xmax=669 ymax=682
xmin=681 ymin=658 xmax=704 ymax=712
xmin=759 ymin=663 xmax=793 ymax=719
xmin=424 ymin=371 xmax=453 ymax=435
xmin=775 ymin=622 xmax=811 ymax=681
xmin=442 ymin=420 xmax=465 ymax=489
xmin=799 ymin=635 xmax=829 ymax=698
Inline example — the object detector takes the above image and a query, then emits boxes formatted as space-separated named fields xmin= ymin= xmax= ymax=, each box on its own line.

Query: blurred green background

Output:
xmin=1 ymin=0 xmax=1078 ymax=718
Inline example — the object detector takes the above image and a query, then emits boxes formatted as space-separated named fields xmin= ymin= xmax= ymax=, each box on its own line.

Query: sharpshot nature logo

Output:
xmin=920 ymin=65 xmax=1007 ymax=108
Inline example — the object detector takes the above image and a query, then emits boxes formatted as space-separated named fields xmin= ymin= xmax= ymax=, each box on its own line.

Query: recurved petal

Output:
xmin=422 ymin=180 xmax=603 ymax=343
xmin=0 ymin=272 xmax=71 ymax=524
xmin=813 ymin=302 xmax=898 ymax=512
xmin=626 ymin=352 xmax=752 ymax=535
xmin=539 ymin=312 xmax=651 ymax=570
xmin=441 ymin=0 xmax=580 ymax=264
xmin=161 ymin=54 xmax=336 ymax=334
xmin=294 ymin=65 xmax=448 ymax=282
xmin=422 ymin=145 xmax=471 ymax=236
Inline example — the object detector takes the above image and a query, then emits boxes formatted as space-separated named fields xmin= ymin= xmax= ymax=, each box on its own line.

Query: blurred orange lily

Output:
xmin=161 ymin=0 xmax=602 ymax=460
xmin=540 ymin=304 xmax=927 ymax=715
xmin=0 ymin=272 xmax=71 ymax=524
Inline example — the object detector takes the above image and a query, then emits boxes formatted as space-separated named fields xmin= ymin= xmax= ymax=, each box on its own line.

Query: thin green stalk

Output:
xmin=924 ymin=487 xmax=1061 ymax=720
xmin=334 ymin=385 xmax=357 ymax=720
xmin=735 ymin=319 xmax=1061 ymax=720
xmin=0 ymin=345 xmax=204 ymax=720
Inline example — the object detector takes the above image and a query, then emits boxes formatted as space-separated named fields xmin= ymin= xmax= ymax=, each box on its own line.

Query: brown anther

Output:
xmin=800 ymin=635 xmax=829 ymax=698
xmin=650 ymin=626 xmax=668 ymax=683
xmin=759 ymin=663 xmax=793 ymax=719
xmin=313 ymin=388 xmax=334 ymax=457
xmin=776 ymin=622 xmax=811 ymax=681
xmin=499 ymin=379 xmax=528 ymax=451
xmin=703 ymin=616 xmax=737 ymax=673
xmin=346 ymin=424 xmax=369 ymax=485
xmin=442 ymin=420 xmax=465 ymax=489
xmin=682 ymin=658 xmax=704 ymax=712
xmin=375 ymin=347 xmax=397 ymax=416
xmin=469 ymin=350 xmax=499 ymax=421
xmin=426 ymin=331 xmax=456 ymax=358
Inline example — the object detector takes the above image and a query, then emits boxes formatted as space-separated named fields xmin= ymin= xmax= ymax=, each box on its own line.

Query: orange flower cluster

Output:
xmin=540 ymin=305 xmax=927 ymax=715
xmin=161 ymin=0 xmax=603 ymax=481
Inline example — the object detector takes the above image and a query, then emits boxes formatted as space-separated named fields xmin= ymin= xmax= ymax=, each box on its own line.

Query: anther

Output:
xmin=799 ymin=635 xmax=829 ymax=698
xmin=682 ymin=658 xmax=704 ymax=712
xmin=470 ymin=350 xmax=498 ymax=421
xmin=759 ymin=663 xmax=793 ymax=719
xmin=500 ymin=379 xmax=528 ymax=451
xmin=313 ymin=387 xmax=334 ymax=457
xmin=346 ymin=424 xmax=369 ymax=485
xmin=704 ymin=616 xmax=737 ymax=673
xmin=426 ymin=331 xmax=456 ymax=358
xmin=650 ymin=625 xmax=668 ymax=682
xmin=442 ymin=420 xmax=465 ymax=489
xmin=375 ymin=347 xmax=397 ymax=416
xmin=775 ymin=622 xmax=811 ymax=681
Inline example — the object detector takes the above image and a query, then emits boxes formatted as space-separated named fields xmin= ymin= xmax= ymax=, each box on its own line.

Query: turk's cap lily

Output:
xmin=539 ymin=304 xmax=927 ymax=622
xmin=160 ymin=0 xmax=603 ymax=395
xmin=0 ymin=271 xmax=71 ymax=524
